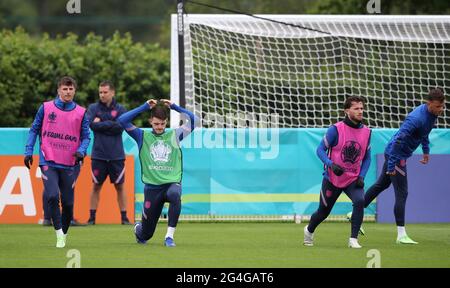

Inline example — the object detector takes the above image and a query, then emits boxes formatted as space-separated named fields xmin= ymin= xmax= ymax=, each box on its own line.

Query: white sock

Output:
xmin=349 ymin=237 xmax=359 ymax=243
xmin=397 ymin=226 xmax=407 ymax=239
xmin=165 ymin=227 xmax=176 ymax=239
xmin=56 ymin=229 xmax=64 ymax=237
xmin=305 ymin=226 xmax=313 ymax=236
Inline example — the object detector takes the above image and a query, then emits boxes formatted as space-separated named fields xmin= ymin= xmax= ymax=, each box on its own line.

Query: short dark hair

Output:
xmin=58 ymin=76 xmax=77 ymax=89
xmin=344 ymin=96 xmax=364 ymax=109
xmin=428 ymin=88 xmax=445 ymax=102
xmin=99 ymin=80 xmax=115 ymax=91
xmin=151 ymin=105 xmax=168 ymax=120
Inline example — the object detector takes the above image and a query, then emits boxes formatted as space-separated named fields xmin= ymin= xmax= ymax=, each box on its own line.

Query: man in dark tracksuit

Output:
xmin=364 ymin=88 xmax=445 ymax=244
xmin=86 ymin=81 xmax=131 ymax=225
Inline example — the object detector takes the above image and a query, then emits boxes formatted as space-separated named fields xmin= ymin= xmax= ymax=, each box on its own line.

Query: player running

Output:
xmin=304 ymin=96 xmax=371 ymax=248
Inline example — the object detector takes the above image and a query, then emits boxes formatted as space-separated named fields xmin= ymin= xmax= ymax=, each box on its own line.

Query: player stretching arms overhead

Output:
xmin=118 ymin=99 xmax=197 ymax=247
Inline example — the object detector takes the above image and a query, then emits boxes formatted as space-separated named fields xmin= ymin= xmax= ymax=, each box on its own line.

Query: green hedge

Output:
xmin=0 ymin=27 xmax=170 ymax=127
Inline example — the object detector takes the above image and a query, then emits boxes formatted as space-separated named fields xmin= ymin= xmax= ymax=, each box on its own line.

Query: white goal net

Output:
xmin=171 ymin=15 xmax=450 ymax=128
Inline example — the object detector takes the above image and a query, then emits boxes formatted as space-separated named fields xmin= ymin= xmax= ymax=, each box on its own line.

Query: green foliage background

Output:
xmin=0 ymin=0 xmax=448 ymax=127
xmin=0 ymin=28 xmax=170 ymax=127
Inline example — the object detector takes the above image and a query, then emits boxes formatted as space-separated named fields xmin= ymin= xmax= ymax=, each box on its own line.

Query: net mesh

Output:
xmin=182 ymin=15 xmax=450 ymax=128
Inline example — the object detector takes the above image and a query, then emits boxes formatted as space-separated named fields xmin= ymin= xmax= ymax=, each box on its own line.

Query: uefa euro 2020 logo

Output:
xmin=150 ymin=140 xmax=172 ymax=163
xmin=341 ymin=141 xmax=361 ymax=164
xmin=48 ymin=112 xmax=57 ymax=123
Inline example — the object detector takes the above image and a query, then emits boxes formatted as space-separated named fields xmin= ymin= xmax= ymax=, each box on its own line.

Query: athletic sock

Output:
xmin=165 ymin=227 xmax=175 ymax=239
xmin=89 ymin=209 xmax=96 ymax=220
xmin=56 ymin=229 xmax=64 ymax=237
xmin=397 ymin=226 xmax=407 ymax=239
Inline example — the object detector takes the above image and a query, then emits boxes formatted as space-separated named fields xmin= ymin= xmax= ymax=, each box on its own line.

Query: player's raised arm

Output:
xmin=132 ymin=99 xmax=186 ymax=247
xmin=160 ymin=99 xmax=198 ymax=142
xmin=118 ymin=100 xmax=157 ymax=147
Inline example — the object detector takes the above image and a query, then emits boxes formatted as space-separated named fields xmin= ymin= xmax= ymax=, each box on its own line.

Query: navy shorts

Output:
xmin=91 ymin=159 xmax=125 ymax=185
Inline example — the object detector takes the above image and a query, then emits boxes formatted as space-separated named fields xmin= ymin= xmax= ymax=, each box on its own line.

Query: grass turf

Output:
xmin=0 ymin=222 xmax=449 ymax=268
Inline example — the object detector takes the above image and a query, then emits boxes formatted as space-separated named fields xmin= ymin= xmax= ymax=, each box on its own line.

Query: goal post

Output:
xmin=171 ymin=14 xmax=450 ymax=129
xmin=169 ymin=14 xmax=449 ymax=222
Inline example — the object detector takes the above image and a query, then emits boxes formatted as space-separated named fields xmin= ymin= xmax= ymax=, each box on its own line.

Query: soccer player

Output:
xmin=118 ymin=99 xmax=196 ymax=247
xmin=24 ymin=76 xmax=90 ymax=248
xmin=86 ymin=81 xmax=131 ymax=225
xmin=363 ymin=88 xmax=445 ymax=244
xmin=304 ymin=96 xmax=371 ymax=248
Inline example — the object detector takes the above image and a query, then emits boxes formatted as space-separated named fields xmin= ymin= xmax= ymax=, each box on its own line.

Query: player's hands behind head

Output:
xmin=331 ymin=163 xmax=344 ymax=176
xmin=160 ymin=99 xmax=172 ymax=108
xmin=24 ymin=155 xmax=33 ymax=169
xmin=147 ymin=99 xmax=158 ymax=108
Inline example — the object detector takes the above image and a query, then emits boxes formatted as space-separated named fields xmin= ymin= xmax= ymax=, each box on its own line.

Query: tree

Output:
xmin=0 ymin=28 xmax=170 ymax=127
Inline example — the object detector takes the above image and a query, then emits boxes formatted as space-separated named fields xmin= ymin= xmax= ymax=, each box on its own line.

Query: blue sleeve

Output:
xmin=88 ymin=104 xmax=125 ymax=135
xmin=359 ymin=130 xmax=372 ymax=178
xmin=171 ymin=103 xmax=198 ymax=142
xmin=76 ymin=113 xmax=91 ymax=156
xmin=86 ymin=104 xmax=96 ymax=122
xmin=90 ymin=120 xmax=121 ymax=132
xmin=421 ymin=136 xmax=430 ymax=154
xmin=88 ymin=104 xmax=119 ymax=133
xmin=118 ymin=103 xmax=149 ymax=149
xmin=359 ymin=140 xmax=371 ymax=179
xmin=386 ymin=116 xmax=419 ymax=172
xmin=25 ymin=105 xmax=44 ymax=156
xmin=316 ymin=125 xmax=338 ymax=167
xmin=91 ymin=120 xmax=124 ymax=135
xmin=103 ymin=104 xmax=127 ymax=135
xmin=105 ymin=121 xmax=124 ymax=135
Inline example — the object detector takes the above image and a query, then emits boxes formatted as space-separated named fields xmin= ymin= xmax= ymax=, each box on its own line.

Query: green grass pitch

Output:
xmin=0 ymin=223 xmax=449 ymax=268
